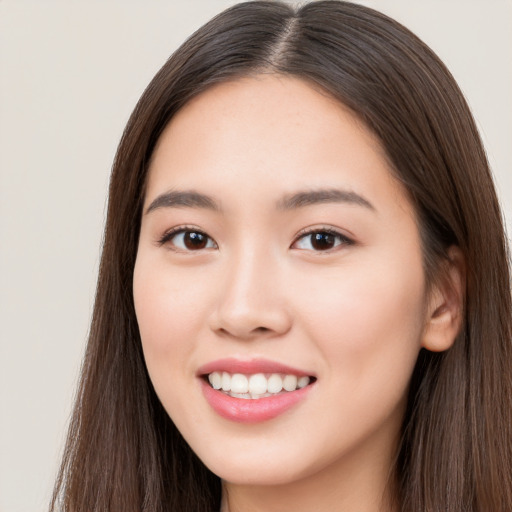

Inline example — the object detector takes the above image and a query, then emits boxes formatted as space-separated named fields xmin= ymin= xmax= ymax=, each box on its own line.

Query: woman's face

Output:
xmin=134 ymin=76 xmax=430 ymax=488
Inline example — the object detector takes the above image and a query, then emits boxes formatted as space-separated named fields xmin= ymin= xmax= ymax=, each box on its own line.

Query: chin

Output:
xmin=210 ymin=460 xmax=306 ymax=487
xmin=188 ymin=435 xmax=323 ymax=487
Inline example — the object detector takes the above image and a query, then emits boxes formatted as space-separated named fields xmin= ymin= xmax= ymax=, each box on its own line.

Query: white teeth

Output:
xmin=231 ymin=392 xmax=251 ymax=399
xmin=297 ymin=376 xmax=310 ymax=388
xmin=248 ymin=373 xmax=267 ymax=395
xmin=208 ymin=372 xmax=222 ymax=390
xmin=251 ymin=391 xmax=272 ymax=399
xmin=267 ymin=374 xmax=283 ymax=394
xmin=208 ymin=371 xmax=312 ymax=398
xmin=230 ymin=373 xmax=249 ymax=393
xmin=283 ymin=374 xmax=298 ymax=391
xmin=221 ymin=371 xmax=231 ymax=391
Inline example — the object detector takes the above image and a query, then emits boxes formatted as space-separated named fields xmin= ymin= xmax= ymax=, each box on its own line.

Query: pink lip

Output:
xmin=200 ymin=380 xmax=313 ymax=423
xmin=198 ymin=358 xmax=315 ymax=423
xmin=197 ymin=358 xmax=313 ymax=377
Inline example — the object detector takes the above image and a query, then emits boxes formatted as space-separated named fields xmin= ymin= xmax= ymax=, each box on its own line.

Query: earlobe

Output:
xmin=421 ymin=246 xmax=465 ymax=352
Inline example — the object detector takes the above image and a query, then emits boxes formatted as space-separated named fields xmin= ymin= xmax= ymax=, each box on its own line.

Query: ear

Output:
xmin=421 ymin=246 xmax=465 ymax=352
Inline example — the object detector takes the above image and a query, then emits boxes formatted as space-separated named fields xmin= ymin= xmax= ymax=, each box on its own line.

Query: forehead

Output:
xmin=146 ymin=74 xmax=409 ymax=216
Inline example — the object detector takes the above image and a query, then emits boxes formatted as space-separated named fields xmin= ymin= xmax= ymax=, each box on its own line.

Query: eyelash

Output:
xmin=157 ymin=226 xmax=354 ymax=252
xmin=292 ymin=227 xmax=354 ymax=252
xmin=157 ymin=225 xmax=217 ymax=250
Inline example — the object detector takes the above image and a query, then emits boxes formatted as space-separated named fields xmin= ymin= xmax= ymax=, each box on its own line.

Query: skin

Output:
xmin=133 ymin=75 xmax=460 ymax=512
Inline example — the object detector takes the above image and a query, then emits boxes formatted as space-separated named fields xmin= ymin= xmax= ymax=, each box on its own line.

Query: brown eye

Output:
xmin=161 ymin=229 xmax=217 ymax=251
xmin=183 ymin=231 xmax=208 ymax=250
xmin=293 ymin=230 xmax=352 ymax=251
xmin=310 ymin=232 xmax=336 ymax=250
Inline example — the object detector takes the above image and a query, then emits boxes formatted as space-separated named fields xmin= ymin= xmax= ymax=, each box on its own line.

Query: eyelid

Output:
xmin=157 ymin=225 xmax=218 ymax=250
xmin=291 ymin=226 xmax=354 ymax=251
xmin=155 ymin=224 xmax=353 ymax=252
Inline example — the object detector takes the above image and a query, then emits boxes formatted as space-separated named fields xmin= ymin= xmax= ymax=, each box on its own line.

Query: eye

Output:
xmin=292 ymin=229 xmax=352 ymax=251
xmin=159 ymin=228 xmax=217 ymax=251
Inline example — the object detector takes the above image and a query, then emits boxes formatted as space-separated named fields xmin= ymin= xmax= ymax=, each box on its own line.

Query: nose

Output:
xmin=209 ymin=248 xmax=292 ymax=340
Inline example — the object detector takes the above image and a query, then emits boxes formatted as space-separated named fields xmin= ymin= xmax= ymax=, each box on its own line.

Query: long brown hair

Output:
xmin=50 ymin=2 xmax=512 ymax=511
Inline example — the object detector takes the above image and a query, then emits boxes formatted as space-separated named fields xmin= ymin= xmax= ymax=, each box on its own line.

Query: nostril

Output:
xmin=216 ymin=325 xmax=274 ymax=339
xmin=254 ymin=326 xmax=271 ymax=333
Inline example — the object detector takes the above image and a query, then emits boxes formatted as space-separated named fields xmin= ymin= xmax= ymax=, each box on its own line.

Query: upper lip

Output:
xmin=197 ymin=358 xmax=314 ymax=377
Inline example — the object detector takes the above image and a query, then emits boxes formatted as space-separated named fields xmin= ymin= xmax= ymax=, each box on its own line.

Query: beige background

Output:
xmin=0 ymin=1 xmax=510 ymax=511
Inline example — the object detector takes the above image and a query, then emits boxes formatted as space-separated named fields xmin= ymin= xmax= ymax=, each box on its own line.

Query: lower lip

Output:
xmin=200 ymin=379 xmax=313 ymax=423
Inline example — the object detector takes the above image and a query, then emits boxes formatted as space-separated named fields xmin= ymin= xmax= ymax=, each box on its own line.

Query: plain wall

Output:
xmin=0 ymin=1 xmax=510 ymax=511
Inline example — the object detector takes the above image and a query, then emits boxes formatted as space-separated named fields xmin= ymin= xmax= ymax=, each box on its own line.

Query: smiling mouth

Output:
xmin=206 ymin=371 xmax=315 ymax=399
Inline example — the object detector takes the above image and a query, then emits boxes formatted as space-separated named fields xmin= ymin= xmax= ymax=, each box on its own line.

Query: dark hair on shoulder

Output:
xmin=50 ymin=2 xmax=512 ymax=511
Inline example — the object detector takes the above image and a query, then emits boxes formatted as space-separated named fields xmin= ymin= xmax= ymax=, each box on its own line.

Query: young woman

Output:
xmin=50 ymin=2 xmax=512 ymax=511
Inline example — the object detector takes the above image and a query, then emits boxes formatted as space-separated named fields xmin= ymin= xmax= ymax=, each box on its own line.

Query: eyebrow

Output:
xmin=277 ymin=189 xmax=375 ymax=211
xmin=145 ymin=190 xmax=221 ymax=214
xmin=145 ymin=187 xmax=375 ymax=215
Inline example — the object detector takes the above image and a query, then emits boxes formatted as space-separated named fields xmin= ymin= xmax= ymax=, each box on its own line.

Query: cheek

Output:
xmin=132 ymin=255 xmax=221 ymax=433
xmin=296 ymin=254 xmax=426 ymax=392
xmin=132 ymin=256 xmax=211 ymax=379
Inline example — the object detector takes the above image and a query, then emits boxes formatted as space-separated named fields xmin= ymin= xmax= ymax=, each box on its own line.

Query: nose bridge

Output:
xmin=212 ymin=240 xmax=291 ymax=339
